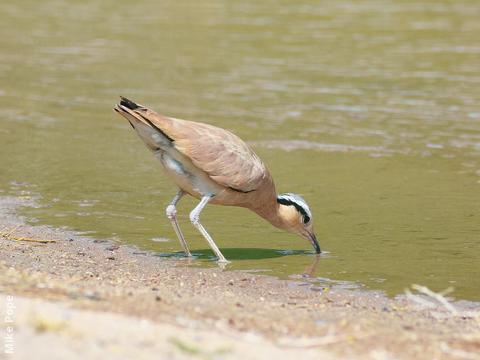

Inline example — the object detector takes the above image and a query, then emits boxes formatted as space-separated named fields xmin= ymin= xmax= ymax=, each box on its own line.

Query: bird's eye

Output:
xmin=302 ymin=215 xmax=310 ymax=224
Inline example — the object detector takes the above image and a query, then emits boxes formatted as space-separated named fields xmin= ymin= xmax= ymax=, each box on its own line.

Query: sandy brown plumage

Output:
xmin=114 ymin=97 xmax=319 ymax=262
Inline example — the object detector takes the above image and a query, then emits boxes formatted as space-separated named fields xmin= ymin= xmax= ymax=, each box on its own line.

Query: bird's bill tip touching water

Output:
xmin=310 ymin=233 xmax=321 ymax=254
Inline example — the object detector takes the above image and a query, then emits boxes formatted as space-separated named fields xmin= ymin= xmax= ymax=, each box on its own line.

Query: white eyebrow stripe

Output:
xmin=277 ymin=193 xmax=312 ymax=220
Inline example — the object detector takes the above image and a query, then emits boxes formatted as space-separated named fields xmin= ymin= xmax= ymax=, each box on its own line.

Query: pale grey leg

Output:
xmin=166 ymin=189 xmax=191 ymax=257
xmin=190 ymin=195 xmax=228 ymax=263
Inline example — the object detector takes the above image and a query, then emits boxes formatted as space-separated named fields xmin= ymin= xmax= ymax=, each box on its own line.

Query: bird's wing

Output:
xmin=117 ymin=99 xmax=268 ymax=192
xmin=173 ymin=120 xmax=268 ymax=193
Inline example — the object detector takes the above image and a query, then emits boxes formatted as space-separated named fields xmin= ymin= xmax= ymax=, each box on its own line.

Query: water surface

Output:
xmin=1 ymin=0 xmax=479 ymax=300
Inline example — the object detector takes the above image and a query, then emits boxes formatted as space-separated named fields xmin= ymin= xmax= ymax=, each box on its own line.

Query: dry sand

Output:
xmin=0 ymin=196 xmax=479 ymax=359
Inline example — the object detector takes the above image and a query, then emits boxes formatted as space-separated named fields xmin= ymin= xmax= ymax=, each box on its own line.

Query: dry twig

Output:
xmin=411 ymin=284 xmax=458 ymax=315
xmin=1 ymin=226 xmax=56 ymax=244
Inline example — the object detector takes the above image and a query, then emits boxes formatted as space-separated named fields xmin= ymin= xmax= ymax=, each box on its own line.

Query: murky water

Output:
xmin=1 ymin=0 xmax=479 ymax=300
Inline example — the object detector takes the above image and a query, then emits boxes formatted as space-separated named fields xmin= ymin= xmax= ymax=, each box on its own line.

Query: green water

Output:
xmin=1 ymin=0 xmax=479 ymax=300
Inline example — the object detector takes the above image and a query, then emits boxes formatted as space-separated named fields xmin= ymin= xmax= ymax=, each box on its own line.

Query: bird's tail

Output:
xmin=113 ymin=96 xmax=175 ymax=151
xmin=119 ymin=96 xmax=142 ymax=111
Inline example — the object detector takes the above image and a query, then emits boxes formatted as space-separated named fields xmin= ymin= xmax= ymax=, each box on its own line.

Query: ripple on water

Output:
xmin=250 ymin=140 xmax=410 ymax=156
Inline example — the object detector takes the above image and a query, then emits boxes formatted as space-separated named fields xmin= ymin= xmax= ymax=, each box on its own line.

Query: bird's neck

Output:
xmin=250 ymin=200 xmax=295 ymax=232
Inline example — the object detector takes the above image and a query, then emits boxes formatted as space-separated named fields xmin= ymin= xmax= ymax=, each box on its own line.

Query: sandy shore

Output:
xmin=1 ymin=196 xmax=479 ymax=359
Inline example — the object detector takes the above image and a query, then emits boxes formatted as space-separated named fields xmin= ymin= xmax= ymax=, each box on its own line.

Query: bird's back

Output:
xmin=115 ymin=98 xmax=276 ymax=207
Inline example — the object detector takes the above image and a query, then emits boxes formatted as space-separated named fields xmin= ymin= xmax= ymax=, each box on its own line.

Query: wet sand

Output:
xmin=1 ymin=196 xmax=479 ymax=359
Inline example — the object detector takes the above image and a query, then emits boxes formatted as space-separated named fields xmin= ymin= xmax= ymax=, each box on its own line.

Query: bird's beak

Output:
xmin=310 ymin=233 xmax=321 ymax=254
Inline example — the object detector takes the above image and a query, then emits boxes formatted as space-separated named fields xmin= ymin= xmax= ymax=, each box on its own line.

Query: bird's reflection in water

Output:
xmin=301 ymin=254 xmax=321 ymax=278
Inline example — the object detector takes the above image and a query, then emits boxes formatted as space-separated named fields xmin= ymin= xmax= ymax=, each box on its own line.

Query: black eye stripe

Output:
xmin=277 ymin=197 xmax=310 ymax=222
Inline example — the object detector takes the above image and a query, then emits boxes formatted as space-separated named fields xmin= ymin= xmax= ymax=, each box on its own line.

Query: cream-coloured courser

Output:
xmin=114 ymin=97 xmax=320 ymax=262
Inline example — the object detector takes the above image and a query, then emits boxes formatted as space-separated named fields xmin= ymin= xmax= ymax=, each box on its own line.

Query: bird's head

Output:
xmin=276 ymin=193 xmax=320 ymax=254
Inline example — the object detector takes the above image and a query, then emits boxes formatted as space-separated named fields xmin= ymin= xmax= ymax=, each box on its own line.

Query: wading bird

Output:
xmin=114 ymin=97 xmax=320 ymax=262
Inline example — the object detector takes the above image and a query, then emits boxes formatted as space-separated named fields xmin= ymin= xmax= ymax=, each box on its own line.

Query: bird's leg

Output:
xmin=166 ymin=189 xmax=191 ymax=257
xmin=189 ymin=195 xmax=229 ymax=263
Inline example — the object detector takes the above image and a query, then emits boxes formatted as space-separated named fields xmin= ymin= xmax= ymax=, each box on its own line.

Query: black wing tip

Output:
xmin=119 ymin=96 xmax=141 ymax=110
